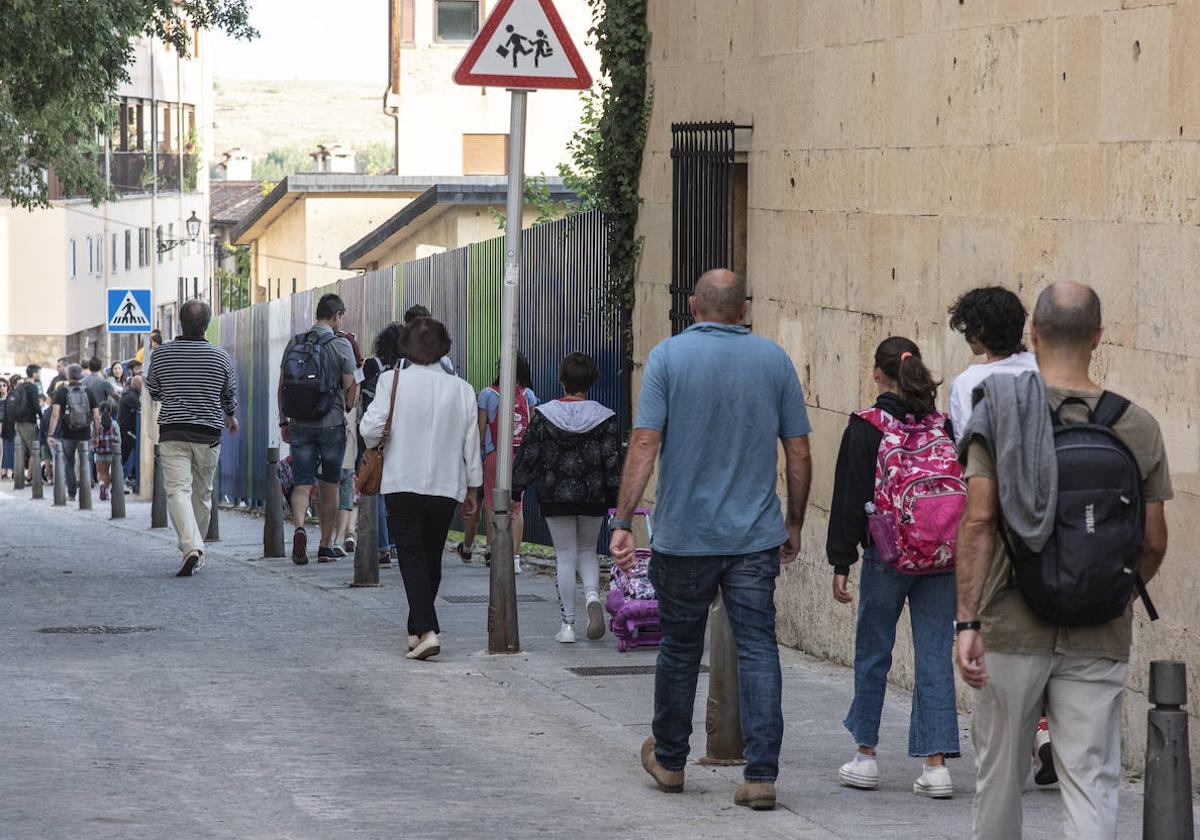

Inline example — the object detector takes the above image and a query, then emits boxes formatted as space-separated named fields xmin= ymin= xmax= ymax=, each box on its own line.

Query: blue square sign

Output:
xmin=107 ymin=288 xmax=153 ymax=333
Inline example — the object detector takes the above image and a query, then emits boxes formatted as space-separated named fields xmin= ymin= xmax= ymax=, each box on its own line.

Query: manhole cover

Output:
xmin=567 ymin=664 xmax=709 ymax=677
xmin=440 ymin=594 xmax=546 ymax=604
xmin=37 ymin=626 xmax=162 ymax=635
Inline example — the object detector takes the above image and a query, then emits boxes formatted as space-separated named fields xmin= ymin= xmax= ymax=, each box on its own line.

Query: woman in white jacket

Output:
xmin=359 ymin=318 xmax=482 ymax=661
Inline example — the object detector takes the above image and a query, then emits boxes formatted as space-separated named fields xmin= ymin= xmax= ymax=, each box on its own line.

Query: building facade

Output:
xmin=0 ymin=35 xmax=212 ymax=369
xmin=633 ymin=0 xmax=1200 ymax=779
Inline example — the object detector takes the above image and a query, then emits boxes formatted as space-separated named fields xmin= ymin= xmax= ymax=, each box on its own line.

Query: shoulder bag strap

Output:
xmin=378 ymin=366 xmax=400 ymax=447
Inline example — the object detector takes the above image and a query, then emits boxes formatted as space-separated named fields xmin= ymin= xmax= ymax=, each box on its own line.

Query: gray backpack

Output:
xmin=64 ymin=384 xmax=91 ymax=433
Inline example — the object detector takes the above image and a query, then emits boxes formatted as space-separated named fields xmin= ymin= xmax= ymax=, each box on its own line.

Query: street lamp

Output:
xmin=157 ymin=210 xmax=202 ymax=254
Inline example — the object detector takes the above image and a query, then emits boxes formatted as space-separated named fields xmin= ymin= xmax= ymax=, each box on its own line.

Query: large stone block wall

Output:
xmin=634 ymin=0 xmax=1200 ymax=779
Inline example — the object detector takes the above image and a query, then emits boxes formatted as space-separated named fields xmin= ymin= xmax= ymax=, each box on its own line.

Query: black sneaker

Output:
xmin=455 ymin=542 xmax=473 ymax=563
xmin=292 ymin=528 xmax=309 ymax=565
xmin=317 ymin=546 xmax=338 ymax=563
xmin=378 ymin=550 xmax=393 ymax=567
xmin=330 ymin=545 xmax=347 ymax=558
xmin=177 ymin=551 xmax=200 ymax=577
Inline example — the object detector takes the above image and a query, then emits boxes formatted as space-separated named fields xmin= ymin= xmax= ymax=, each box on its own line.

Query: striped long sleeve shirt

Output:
xmin=146 ymin=336 xmax=238 ymax=443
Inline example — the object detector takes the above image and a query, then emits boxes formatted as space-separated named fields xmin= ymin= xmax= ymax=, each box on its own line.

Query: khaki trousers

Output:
xmin=971 ymin=651 xmax=1128 ymax=840
xmin=159 ymin=440 xmax=220 ymax=557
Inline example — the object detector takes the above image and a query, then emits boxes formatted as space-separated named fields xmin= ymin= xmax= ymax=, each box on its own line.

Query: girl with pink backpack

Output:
xmin=827 ymin=337 xmax=965 ymax=800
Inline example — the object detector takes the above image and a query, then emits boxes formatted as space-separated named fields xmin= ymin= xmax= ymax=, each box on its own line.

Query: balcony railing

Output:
xmin=48 ymin=152 xmax=199 ymax=200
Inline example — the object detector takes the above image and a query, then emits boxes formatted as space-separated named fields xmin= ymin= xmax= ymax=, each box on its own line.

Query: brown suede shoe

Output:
xmin=735 ymin=781 xmax=777 ymax=811
xmin=640 ymin=736 xmax=684 ymax=793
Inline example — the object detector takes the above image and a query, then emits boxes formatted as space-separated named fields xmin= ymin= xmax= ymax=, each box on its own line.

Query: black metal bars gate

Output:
xmin=670 ymin=121 xmax=737 ymax=335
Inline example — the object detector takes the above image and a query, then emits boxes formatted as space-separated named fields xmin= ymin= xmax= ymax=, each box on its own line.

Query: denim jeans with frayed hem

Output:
xmin=649 ymin=549 xmax=783 ymax=782
xmin=843 ymin=553 xmax=960 ymax=757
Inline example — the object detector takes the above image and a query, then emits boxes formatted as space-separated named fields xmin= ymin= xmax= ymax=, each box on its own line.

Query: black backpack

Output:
xmin=7 ymin=384 xmax=31 ymax=422
xmin=1001 ymin=392 xmax=1157 ymax=626
xmin=280 ymin=331 xmax=341 ymax=421
xmin=64 ymin=384 xmax=91 ymax=433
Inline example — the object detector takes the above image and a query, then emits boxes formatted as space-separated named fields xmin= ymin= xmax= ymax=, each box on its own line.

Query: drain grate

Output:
xmin=37 ymin=625 xmax=162 ymax=635
xmin=568 ymin=664 xmax=709 ymax=677
xmin=440 ymin=594 xmax=547 ymax=604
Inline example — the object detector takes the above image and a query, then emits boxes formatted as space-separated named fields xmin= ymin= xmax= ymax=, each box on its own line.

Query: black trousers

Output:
xmin=385 ymin=492 xmax=458 ymax=636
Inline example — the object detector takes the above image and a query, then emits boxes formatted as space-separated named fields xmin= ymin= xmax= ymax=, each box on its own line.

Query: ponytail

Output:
xmin=100 ymin=401 xmax=113 ymax=432
xmin=874 ymin=336 xmax=939 ymax=419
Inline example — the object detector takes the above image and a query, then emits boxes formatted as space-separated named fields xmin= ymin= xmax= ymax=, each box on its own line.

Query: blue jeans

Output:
xmin=844 ymin=555 xmax=959 ymax=757
xmin=377 ymin=493 xmax=391 ymax=550
xmin=289 ymin=424 xmax=345 ymax=486
xmin=649 ymin=550 xmax=783 ymax=782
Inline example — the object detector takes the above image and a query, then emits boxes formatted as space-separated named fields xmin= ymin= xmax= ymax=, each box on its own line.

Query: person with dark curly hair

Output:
xmin=947 ymin=286 xmax=1038 ymax=444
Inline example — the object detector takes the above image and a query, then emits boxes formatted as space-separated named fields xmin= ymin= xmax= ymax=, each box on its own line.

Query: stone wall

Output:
xmin=0 ymin=335 xmax=63 ymax=371
xmin=634 ymin=0 xmax=1200 ymax=779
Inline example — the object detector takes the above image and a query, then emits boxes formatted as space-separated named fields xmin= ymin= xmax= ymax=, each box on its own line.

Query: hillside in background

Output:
xmin=212 ymin=78 xmax=395 ymax=179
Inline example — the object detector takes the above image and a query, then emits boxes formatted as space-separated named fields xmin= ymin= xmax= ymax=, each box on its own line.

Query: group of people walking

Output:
xmin=615 ymin=269 xmax=1170 ymax=840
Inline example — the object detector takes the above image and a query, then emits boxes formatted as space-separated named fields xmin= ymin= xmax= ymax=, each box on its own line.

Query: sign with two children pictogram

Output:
xmin=453 ymin=0 xmax=592 ymax=90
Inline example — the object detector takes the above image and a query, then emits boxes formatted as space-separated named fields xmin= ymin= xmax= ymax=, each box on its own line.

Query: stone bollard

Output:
xmin=206 ymin=458 xmax=220 ymax=542
xmin=700 ymin=589 xmax=746 ymax=766
xmin=110 ymin=434 xmax=126 ymax=520
xmin=52 ymin=443 xmax=66 ymax=506
xmin=12 ymin=434 xmax=25 ymax=490
xmin=1144 ymin=660 xmax=1195 ymax=840
xmin=264 ymin=447 xmax=285 ymax=558
xmin=150 ymin=444 xmax=167 ymax=528
xmin=30 ymin=434 xmax=43 ymax=500
xmin=77 ymin=441 xmax=92 ymax=511
xmin=351 ymin=492 xmax=380 ymax=587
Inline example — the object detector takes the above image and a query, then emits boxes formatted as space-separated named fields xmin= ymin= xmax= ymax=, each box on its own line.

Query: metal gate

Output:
xmin=670 ymin=121 xmax=737 ymax=335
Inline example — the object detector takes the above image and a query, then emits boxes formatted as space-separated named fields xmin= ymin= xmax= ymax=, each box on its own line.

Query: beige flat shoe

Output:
xmin=406 ymin=632 xmax=440 ymax=660
xmin=407 ymin=634 xmax=419 ymax=651
xmin=735 ymin=780 xmax=777 ymax=810
xmin=640 ymin=736 xmax=684 ymax=793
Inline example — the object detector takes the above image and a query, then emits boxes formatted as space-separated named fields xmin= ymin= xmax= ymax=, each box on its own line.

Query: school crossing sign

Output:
xmin=107 ymin=288 xmax=153 ymax=333
xmin=453 ymin=0 xmax=592 ymax=90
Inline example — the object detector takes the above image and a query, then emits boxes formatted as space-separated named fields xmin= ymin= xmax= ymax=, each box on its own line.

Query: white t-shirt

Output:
xmin=949 ymin=351 xmax=1040 ymax=444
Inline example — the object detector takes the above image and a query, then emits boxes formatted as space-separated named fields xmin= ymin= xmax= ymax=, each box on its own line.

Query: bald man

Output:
xmin=611 ymin=268 xmax=812 ymax=810
xmin=955 ymin=281 xmax=1171 ymax=839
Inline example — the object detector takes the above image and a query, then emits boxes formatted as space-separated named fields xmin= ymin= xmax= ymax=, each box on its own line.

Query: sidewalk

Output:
xmin=0 ymin=482 xmax=1168 ymax=839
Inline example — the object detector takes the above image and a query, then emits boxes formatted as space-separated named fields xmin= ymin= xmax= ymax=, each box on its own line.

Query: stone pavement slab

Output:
xmin=0 ymin=482 xmax=1184 ymax=839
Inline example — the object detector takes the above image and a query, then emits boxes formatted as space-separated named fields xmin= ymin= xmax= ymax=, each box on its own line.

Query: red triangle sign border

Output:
xmin=453 ymin=0 xmax=593 ymax=90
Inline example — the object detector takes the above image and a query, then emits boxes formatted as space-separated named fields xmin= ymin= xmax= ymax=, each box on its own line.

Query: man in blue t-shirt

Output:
xmin=611 ymin=268 xmax=813 ymax=811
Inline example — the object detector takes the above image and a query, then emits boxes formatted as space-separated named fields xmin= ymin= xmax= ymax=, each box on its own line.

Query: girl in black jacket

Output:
xmin=514 ymin=353 xmax=622 ymax=644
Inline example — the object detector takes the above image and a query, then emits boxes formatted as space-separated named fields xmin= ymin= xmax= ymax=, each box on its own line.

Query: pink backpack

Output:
xmin=856 ymin=408 xmax=966 ymax=575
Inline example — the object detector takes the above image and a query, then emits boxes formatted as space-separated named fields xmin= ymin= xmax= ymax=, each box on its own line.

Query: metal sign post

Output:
xmin=487 ymin=90 xmax=529 ymax=654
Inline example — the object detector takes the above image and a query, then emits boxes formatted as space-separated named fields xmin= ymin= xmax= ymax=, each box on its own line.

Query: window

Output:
xmin=399 ymin=0 xmax=414 ymax=44
xmin=125 ymin=229 xmax=132 ymax=271
xmin=112 ymin=233 xmax=119 ymax=274
xmin=96 ymin=236 xmax=104 ymax=277
xmin=156 ymin=226 xmax=164 ymax=263
xmin=462 ymin=134 xmax=508 ymax=175
xmin=68 ymin=240 xmax=77 ymax=278
xmin=138 ymin=227 xmax=150 ymax=267
xmin=86 ymin=236 xmax=94 ymax=276
xmin=436 ymin=0 xmax=478 ymax=41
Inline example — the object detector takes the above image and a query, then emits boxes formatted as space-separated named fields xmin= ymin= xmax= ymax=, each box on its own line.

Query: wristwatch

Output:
xmin=954 ymin=619 xmax=982 ymax=634
xmin=608 ymin=515 xmax=633 ymax=532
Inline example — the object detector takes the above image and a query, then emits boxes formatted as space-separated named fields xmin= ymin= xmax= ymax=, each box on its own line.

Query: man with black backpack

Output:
xmin=955 ymin=281 xmax=1171 ymax=840
xmin=278 ymin=293 xmax=358 ymax=565
xmin=47 ymin=364 xmax=100 ymax=502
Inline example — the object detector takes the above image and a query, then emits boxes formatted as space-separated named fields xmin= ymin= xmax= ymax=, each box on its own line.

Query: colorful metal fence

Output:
xmin=211 ymin=210 xmax=623 ymax=546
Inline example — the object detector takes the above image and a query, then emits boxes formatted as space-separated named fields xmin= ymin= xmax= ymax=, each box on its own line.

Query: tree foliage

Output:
xmin=0 ymin=0 xmax=256 ymax=209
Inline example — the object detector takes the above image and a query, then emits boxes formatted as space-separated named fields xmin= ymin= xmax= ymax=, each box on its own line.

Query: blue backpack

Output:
xmin=280 ymin=331 xmax=340 ymax=421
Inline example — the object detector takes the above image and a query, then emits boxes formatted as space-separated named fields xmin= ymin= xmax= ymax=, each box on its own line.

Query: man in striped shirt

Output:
xmin=146 ymin=300 xmax=238 ymax=577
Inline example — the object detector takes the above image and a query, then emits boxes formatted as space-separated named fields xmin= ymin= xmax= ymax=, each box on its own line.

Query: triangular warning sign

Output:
xmin=453 ymin=0 xmax=593 ymax=90
xmin=110 ymin=290 xmax=150 ymax=327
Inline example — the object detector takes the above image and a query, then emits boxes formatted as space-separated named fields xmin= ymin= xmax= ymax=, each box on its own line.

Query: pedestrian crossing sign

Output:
xmin=107 ymin=288 xmax=153 ymax=333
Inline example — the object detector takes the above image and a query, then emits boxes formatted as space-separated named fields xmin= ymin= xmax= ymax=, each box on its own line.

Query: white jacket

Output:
xmin=359 ymin=363 xmax=483 ymax=500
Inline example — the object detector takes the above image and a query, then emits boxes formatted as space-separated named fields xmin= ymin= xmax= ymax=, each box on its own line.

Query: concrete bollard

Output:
xmin=206 ymin=458 xmax=220 ymax=542
xmin=77 ymin=441 xmax=92 ymax=511
xmin=263 ymin=447 xmax=285 ymax=558
xmin=1144 ymin=660 xmax=1194 ymax=840
xmin=487 ymin=494 xmax=520 ymax=654
xmin=30 ymin=434 xmax=43 ymax=500
xmin=700 ymin=589 xmax=746 ymax=766
xmin=351 ymin=492 xmax=380 ymax=587
xmin=110 ymin=434 xmax=125 ymax=519
xmin=52 ymin=443 xmax=66 ymax=506
xmin=150 ymin=444 xmax=167 ymax=528
xmin=12 ymin=434 xmax=25 ymax=490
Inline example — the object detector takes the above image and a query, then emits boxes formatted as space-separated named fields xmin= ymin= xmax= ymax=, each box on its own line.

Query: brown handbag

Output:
xmin=356 ymin=366 xmax=399 ymax=495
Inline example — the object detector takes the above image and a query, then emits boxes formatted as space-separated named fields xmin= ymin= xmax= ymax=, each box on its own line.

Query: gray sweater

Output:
xmin=957 ymin=370 xmax=1057 ymax=551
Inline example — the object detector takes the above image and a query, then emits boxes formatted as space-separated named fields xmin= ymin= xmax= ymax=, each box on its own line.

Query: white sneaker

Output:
xmin=193 ymin=553 xmax=205 ymax=573
xmin=838 ymin=753 xmax=879 ymax=790
xmin=406 ymin=632 xmax=440 ymax=660
xmin=513 ymin=555 xmax=522 ymax=574
xmin=585 ymin=593 xmax=605 ymax=640
xmin=555 ymin=623 xmax=576 ymax=643
xmin=913 ymin=762 xmax=954 ymax=799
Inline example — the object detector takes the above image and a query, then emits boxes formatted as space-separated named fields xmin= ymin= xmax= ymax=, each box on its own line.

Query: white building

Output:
xmin=0 ymin=34 xmax=212 ymax=369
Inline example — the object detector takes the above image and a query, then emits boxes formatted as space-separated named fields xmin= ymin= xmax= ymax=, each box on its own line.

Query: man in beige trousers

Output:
xmin=146 ymin=300 xmax=238 ymax=576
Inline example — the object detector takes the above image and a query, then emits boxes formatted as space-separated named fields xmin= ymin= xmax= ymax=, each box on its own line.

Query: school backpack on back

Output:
xmin=7 ymin=384 xmax=30 ymax=422
xmin=1000 ymin=393 xmax=1155 ymax=626
xmin=487 ymin=386 xmax=531 ymax=452
xmin=64 ymin=384 xmax=91 ymax=433
xmin=857 ymin=409 xmax=966 ymax=575
xmin=280 ymin=331 xmax=340 ymax=421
